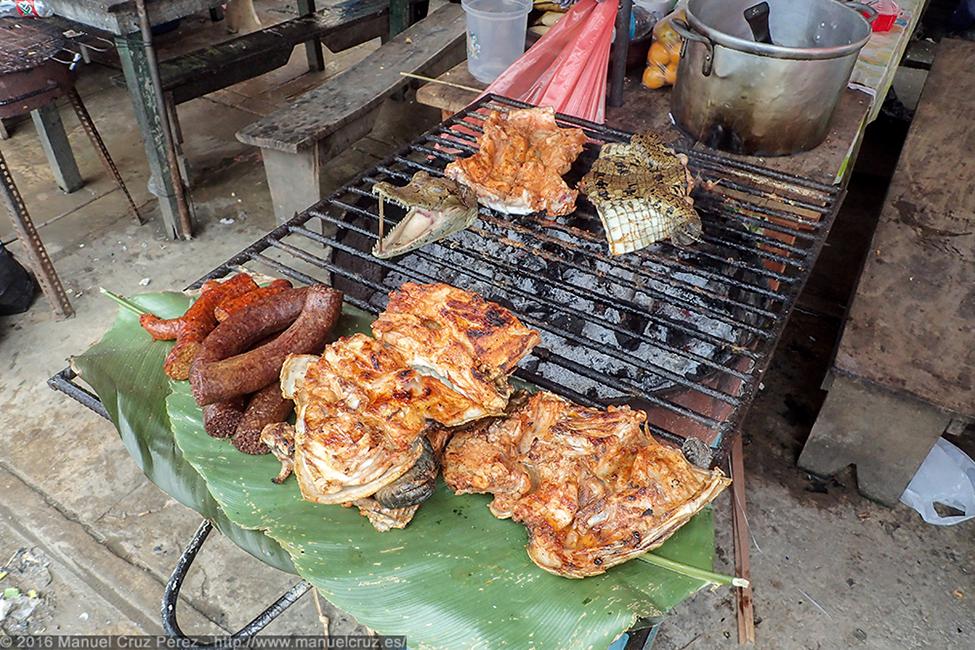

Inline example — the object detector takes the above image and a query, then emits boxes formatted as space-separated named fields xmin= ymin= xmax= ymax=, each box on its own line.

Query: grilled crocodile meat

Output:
xmin=371 ymin=171 xmax=478 ymax=258
xmin=579 ymin=131 xmax=703 ymax=255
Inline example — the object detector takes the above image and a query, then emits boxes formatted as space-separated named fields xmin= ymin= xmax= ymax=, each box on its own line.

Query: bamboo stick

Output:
xmin=399 ymin=72 xmax=482 ymax=93
xmin=731 ymin=435 xmax=756 ymax=644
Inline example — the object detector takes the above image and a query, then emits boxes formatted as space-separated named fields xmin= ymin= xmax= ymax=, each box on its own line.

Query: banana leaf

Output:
xmin=73 ymin=292 xmax=720 ymax=649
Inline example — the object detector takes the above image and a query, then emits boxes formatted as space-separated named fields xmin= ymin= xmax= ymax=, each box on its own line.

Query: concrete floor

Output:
xmin=0 ymin=7 xmax=972 ymax=649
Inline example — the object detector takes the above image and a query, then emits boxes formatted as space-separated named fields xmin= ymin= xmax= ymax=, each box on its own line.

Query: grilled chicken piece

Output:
xmin=281 ymin=335 xmax=474 ymax=508
xmin=372 ymin=282 xmax=541 ymax=416
xmin=443 ymin=391 xmax=731 ymax=578
xmin=444 ymin=107 xmax=587 ymax=216
xmin=279 ymin=283 xmax=540 ymax=531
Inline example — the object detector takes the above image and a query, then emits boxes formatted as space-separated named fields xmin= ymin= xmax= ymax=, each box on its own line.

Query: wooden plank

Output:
xmin=730 ymin=436 xmax=755 ymax=646
xmin=833 ymin=39 xmax=975 ymax=417
xmin=237 ymin=3 xmax=465 ymax=153
xmin=414 ymin=62 xmax=872 ymax=187
xmin=45 ymin=0 xmax=224 ymax=34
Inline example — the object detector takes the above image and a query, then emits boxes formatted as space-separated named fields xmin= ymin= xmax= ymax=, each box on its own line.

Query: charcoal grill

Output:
xmin=49 ymin=95 xmax=842 ymax=644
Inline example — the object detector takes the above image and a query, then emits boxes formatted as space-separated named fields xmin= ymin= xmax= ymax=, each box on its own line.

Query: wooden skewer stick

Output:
xmin=399 ymin=71 xmax=482 ymax=93
xmin=378 ymin=196 xmax=385 ymax=254
xmin=731 ymin=435 xmax=756 ymax=645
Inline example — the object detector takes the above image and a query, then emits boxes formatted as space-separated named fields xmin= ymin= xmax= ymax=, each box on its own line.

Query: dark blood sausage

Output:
xmin=232 ymin=383 xmax=294 ymax=455
xmin=190 ymin=285 xmax=343 ymax=406
xmin=202 ymin=397 xmax=247 ymax=438
xmin=214 ymin=279 xmax=292 ymax=322
xmin=162 ymin=273 xmax=258 ymax=380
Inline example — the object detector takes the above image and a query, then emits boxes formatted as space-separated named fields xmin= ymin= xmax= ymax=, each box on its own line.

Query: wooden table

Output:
xmin=44 ymin=0 xmax=226 ymax=238
xmin=416 ymin=64 xmax=873 ymax=187
xmin=799 ymin=39 xmax=975 ymax=505
xmin=43 ymin=0 xmax=417 ymax=239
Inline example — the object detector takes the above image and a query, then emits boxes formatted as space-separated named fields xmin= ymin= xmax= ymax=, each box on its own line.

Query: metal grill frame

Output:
xmin=51 ymin=94 xmax=843 ymax=467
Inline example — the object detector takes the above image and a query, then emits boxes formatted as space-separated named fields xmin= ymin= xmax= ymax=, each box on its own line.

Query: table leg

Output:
xmin=0 ymin=149 xmax=74 ymax=319
xmin=114 ymin=31 xmax=183 ymax=239
xmin=297 ymin=0 xmax=326 ymax=72
xmin=389 ymin=0 xmax=410 ymax=38
xmin=30 ymin=103 xmax=83 ymax=194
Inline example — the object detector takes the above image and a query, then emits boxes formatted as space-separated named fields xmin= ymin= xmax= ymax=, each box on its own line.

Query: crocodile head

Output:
xmin=371 ymin=171 xmax=478 ymax=259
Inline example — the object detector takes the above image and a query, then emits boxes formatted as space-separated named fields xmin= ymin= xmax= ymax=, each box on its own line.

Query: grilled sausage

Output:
xmin=140 ymin=274 xmax=256 ymax=343
xmin=232 ymin=383 xmax=294 ymax=455
xmin=190 ymin=285 xmax=343 ymax=406
xmin=202 ymin=397 xmax=247 ymax=438
xmin=162 ymin=273 xmax=258 ymax=380
xmin=214 ymin=279 xmax=292 ymax=322
xmin=140 ymin=313 xmax=182 ymax=341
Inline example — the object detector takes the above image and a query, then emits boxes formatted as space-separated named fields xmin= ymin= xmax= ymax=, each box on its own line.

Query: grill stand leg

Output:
xmin=66 ymin=88 xmax=145 ymax=225
xmin=163 ymin=520 xmax=311 ymax=646
xmin=30 ymin=103 xmax=83 ymax=194
xmin=0 ymin=149 xmax=74 ymax=319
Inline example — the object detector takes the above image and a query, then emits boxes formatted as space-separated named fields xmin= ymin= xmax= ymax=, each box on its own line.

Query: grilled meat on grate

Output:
xmin=443 ymin=391 xmax=730 ymax=577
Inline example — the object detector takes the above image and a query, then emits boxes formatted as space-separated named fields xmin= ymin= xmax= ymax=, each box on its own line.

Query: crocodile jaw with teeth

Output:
xmin=371 ymin=171 xmax=478 ymax=259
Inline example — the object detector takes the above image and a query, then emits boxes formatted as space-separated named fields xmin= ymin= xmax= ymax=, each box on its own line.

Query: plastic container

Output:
xmin=864 ymin=0 xmax=900 ymax=32
xmin=462 ymin=0 xmax=532 ymax=83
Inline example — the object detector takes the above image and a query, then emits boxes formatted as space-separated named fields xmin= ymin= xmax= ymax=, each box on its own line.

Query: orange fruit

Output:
xmin=664 ymin=61 xmax=679 ymax=85
xmin=648 ymin=42 xmax=671 ymax=66
xmin=642 ymin=65 xmax=667 ymax=90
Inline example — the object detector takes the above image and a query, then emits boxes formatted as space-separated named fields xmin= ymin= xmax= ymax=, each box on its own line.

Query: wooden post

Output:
xmin=389 ymin=0 xmax=410 ymax=38
xmin=115 ymin=31 xmax=183 ymax=238
xmin=30 ymin=104 xmax=83 ymax=193
xmin=609 ymin=0 xmax=633 ymax=107
xmin=731 ymin=435 xmax=755 ymax=645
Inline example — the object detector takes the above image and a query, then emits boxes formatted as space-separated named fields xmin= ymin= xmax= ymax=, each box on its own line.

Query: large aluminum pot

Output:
xmin=671 ymin=0 xmax=875 ymax=156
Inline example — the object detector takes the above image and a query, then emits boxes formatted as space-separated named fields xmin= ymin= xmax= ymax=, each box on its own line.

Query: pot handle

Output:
xmin=671 ymin=18 xmax=714 ymax=77
xmin=844 ymin=1 xmax=879 ymax=23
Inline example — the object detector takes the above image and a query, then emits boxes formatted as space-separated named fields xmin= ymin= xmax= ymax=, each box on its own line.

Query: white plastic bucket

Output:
xmin=462 ymin=0 xmax=532 ymax=83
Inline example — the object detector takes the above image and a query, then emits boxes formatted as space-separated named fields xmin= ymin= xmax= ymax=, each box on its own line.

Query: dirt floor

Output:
xmin=1 ymin=6 xmax=973 ymax=649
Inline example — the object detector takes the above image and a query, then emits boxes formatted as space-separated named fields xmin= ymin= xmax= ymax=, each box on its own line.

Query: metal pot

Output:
xmin=670 ymin=0 xmax=876 ymax=156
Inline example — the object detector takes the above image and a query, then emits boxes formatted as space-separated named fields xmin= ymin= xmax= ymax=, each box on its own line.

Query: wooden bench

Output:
xmin=798 ymin=39 xmax=975 ymax=505
xmin=236 ymin=2 xmax=466 ymax=223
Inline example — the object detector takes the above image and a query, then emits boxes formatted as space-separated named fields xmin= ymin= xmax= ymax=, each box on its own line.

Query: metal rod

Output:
xmin=161 ymin=520 xmax=311 ymax=646
xmin=66 ymin=89 xmax=144 ymax=225
xmin=132 ymin=0 xmax=193 ymax=240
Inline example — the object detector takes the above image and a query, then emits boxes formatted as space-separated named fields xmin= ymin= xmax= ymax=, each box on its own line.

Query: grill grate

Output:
xmin=52 ymin=95 xmax=843 ymax=465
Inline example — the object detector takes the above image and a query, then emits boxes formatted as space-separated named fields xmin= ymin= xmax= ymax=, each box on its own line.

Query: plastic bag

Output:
xmin=642 ymin=2 xmax=684 ymax=89
xmin=481 ymin=0 xmax=618 ymax=123
xmin=0 ymin=242 xmax=37 ymax=315
xmin=900 ymin=438 xmax=975 ymax=526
